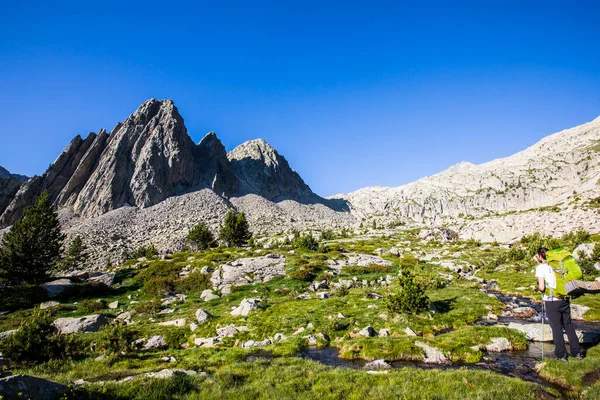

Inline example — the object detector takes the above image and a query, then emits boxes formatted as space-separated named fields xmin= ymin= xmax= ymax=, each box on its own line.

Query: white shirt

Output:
xmin=535 ymin=262 xmax=559 ymax=301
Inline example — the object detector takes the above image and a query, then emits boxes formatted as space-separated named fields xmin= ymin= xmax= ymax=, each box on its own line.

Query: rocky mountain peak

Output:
xmin=227 ymin=139 xmax=314 ymax=201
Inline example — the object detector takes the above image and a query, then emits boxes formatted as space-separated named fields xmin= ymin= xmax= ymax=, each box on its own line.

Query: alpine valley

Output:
xmin=1 ymin=99 xmax=599 ymax=268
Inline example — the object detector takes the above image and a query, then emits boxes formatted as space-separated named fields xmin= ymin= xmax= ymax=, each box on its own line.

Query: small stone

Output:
xmin=274 ymin=333 xmax=286 ymax=341
xmin=158 ymin=308 xmax=174 ymax=315
xmin=216 ymin=325 xmax=238 ymax=337
xmin=404 ymin=327 xmax=417 ymax=336
xmin=194 ymin=337 xmax=216 ymax=347
xmin=378 ymin=328 xmax=390 ymax=337
xmin=317 ymin=292 xmax=331 ymax=299
xmin=195 ymin=309 xmax=212 ymax=324
xmin=40 ymin=301 xmax=60 ymax=310
xmin=293 ymin=327 xmax=305 ymax=336
xmin=365 ymin=359 xmax=391 ymax=369
xmin=358 ymin=326 xmax=376 ymax=337
xmin=158 ymin=318 xmax=186 ymax=327
xmin=304 ymin=335 xmax=318 ymax=345
xmin=108 ymin=301 xmax=119 ymax=309
xmin=189 ymin=323 xmax=198 ymax=332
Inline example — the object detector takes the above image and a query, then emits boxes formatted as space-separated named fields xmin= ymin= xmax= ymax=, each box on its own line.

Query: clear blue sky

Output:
xmin=1 ymin=1 xmax=599 ymax=196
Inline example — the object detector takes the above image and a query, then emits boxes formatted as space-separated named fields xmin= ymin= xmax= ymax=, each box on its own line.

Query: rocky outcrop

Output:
xmin=0 ymin=134 xmax=97 ymax=225
xmin=210 ymin=254 xmax=287 ymax=290
xmin=0 ymin=167 xmax=27 ymax=216
xmin=53 ymin=314 xmax=109 ymax=334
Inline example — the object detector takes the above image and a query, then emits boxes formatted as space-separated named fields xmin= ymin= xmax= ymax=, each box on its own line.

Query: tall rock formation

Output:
xmin=0 ymin=167 xmax=28 ymax=216
xmin=0 ymin=99 xmax=241 ymax=226
xmin=228 ymin=139 xmax=314 ymax=201
xmin=195 ymin=132 xmax=238 ymax=197
xmin=0 ymin=134 xmax=96 ymax=225
xmin=72 ymin=99 xmax=201 ymax=217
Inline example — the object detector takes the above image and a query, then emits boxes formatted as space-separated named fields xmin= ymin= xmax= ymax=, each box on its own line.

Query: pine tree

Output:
xmin=186 ymin=222 xmax=216 ymax=251
xmin=59 ymin=235 xmax=88 ymax=271
xmin=0 ymin=191 xmax=65 ymax=284
xmin=219 ymin=210 xmax=252 ymax=247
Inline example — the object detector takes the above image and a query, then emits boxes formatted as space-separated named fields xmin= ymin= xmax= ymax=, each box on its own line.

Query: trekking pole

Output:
xmin=541 ymin=293 xmax=545 ymax=360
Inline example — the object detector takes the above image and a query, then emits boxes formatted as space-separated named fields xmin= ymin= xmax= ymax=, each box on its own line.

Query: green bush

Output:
xmin=175 ymin=271 xmax=211 ymax=294
xmin=97 ymin=324 xmax=137 ymax=355
xmin=134 ymin=261 xmax=180 ymax=288
xmin=164 ymin=328 xmax=187 ymax=348
xmin=0 ymin=308 xmax=86 ymax=363
xmin=561 ymin=228 xmax=591 ymax=248
xmin=343 ymin=264 xmax=392 ymax=275
xmin=399 ymin=255 xmax=419 ymax=270
xmin=143 ymin=277 xmax=175 ymax=296
xmin=292 ymin=232 xmax=319 ymax=250
xmin=320 ymin=230 xmax=336 ymax=241
xmin=334 ymin=285 xmax=349 ymax=297
xmin=0 ymin=285 xmax=48 ymax=311
xmin=78 ymin=299 xmax=105 ymax=313
xmin=124 ymin=244 xmax=159 ymax=261
xmin=133 ymin=299 xmax=162 ymax=316
xmin=186 ymin=222 xmax=217 ymax=251
xmin=385 ymin=271 xmax=430 ymax=315
xmin=507 ymin=247 xmax=527 ymax=261
xmin=288 ymin=266 xmax=316 ymax=282
xmin=328 ymin=318 xmax=350 ymax=331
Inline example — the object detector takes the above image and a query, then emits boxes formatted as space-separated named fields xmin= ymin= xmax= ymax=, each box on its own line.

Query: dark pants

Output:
xmin=544 ymin=299 xmax=582 ymax=358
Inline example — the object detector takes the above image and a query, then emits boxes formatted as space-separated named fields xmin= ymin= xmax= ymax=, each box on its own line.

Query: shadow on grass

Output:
xmin=430 ymin=297 xmax=457 ymax=314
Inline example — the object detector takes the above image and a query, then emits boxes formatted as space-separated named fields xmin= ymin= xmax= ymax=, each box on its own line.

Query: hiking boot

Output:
xmin=557 ymin=356 xmax=568 ymax=362
xmin=576 ymin=353 xmax=585 ymax=360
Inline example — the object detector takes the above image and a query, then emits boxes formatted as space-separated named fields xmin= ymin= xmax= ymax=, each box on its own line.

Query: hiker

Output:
xmin=535 ymin=247 xmax=584 ymax=361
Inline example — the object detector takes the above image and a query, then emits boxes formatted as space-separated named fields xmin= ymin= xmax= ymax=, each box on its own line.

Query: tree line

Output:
xmin=0 ymin=191 xmax=252 ymax=285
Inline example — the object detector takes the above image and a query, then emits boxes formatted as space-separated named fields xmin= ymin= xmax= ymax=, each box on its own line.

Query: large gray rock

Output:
xmin=484 ymin=337 xmax=512 ymax=352
xmin=506 ymin=321 xmax=600 ymax=344
xmin=574 ymin=243 xmax=595 ymax=260
xmin=415 ymin=341 xmax=449 ymax=364
xmin=230 ymin=298 xmax=260 ymax=317
xmin=88 ymin=272 xmax=116 ymax=286
xmin=53 ymin=314 xmax=108 ymax=334
xmin=211 ymin=254 xmax=286 ymax=290
xmin=143 ymin=336 xmax=168 ymax=350
xmin=40 ymin=279 xmax=73 ymax=298
xmin=571 ymin=304 xmax=590 ymax=321
xmin=0 ymin=375 xmax=68 ymax=400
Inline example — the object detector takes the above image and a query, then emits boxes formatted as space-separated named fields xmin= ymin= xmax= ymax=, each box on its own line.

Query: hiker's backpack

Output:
xmin=545 ymin=248 xmax=584 ymax=298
